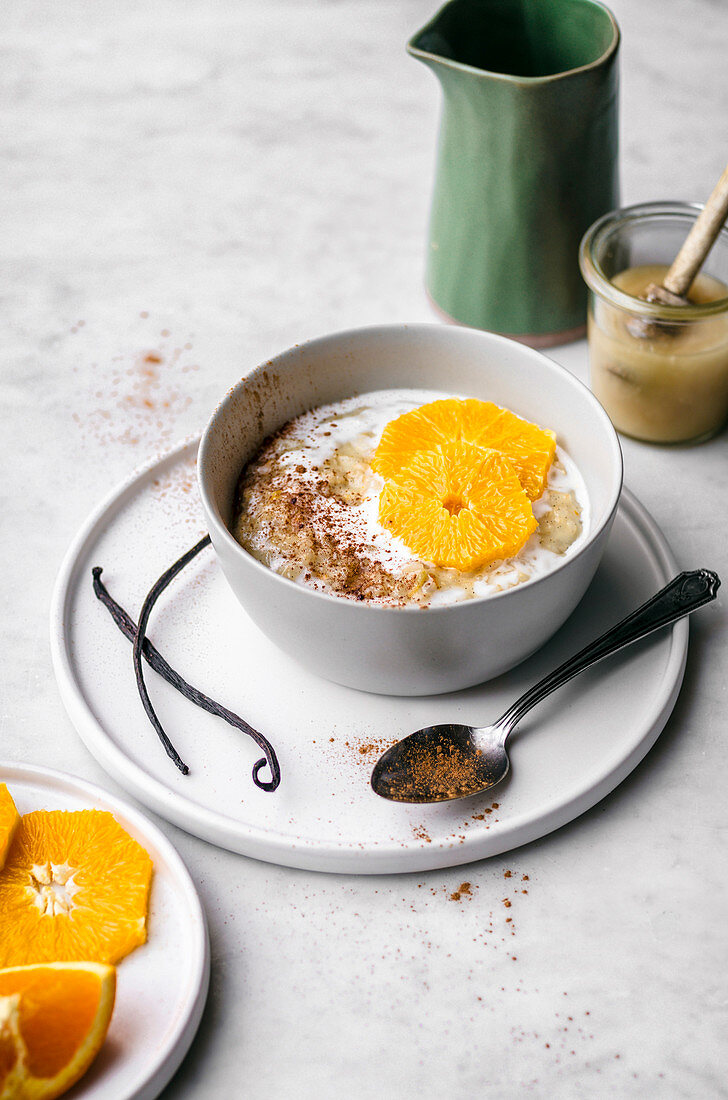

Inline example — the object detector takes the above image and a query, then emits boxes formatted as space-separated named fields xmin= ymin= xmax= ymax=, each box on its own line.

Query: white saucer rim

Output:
xmin=49 ymin=438 xmax=688 ymax=875
xmin=0 ymin=759 xmax=211 ymax=1100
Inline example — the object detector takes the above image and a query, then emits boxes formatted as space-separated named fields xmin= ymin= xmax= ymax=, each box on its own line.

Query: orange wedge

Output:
xmin=0 ymin=786 xmax=19 ymax=874
xmin=378 ymin=442 xmax=537 ymax=570
xmin=0 ymin=961 xmax=115 ymax=1100
xmin=0 ymin=810 xmax=153 ymax=970
xmin=373 ymin=398 xmax=556 ymax=501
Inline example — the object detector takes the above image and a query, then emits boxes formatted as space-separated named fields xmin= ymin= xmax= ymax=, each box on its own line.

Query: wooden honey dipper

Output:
xmin=644 ymin=162 xmax=728 ymax=308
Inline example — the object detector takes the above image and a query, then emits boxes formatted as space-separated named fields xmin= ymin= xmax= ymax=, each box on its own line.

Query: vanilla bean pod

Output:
xmin=92 ymin=539 xmax=281 ymax=791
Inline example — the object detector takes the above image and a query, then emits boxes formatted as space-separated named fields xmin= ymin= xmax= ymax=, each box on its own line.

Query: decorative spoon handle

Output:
xmin=495 ymin=569 xmax=720 ymax=735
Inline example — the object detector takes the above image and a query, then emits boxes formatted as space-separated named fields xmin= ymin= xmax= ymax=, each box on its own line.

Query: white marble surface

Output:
xmin=3 ymin=0 xmax=728 ymax=1096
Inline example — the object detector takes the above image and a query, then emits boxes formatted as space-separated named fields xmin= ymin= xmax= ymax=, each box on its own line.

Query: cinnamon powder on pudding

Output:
xmin=234 ymin=418 xmax=425 ymax=604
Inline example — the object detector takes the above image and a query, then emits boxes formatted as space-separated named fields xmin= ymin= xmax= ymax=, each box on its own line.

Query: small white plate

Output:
xmin=51 ymin=439 xmax=688 ymax=875
xmin=0 ymin=761 xmax=210 ymax=1100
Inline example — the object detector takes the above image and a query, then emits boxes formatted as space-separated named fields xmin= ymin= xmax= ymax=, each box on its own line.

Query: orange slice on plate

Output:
xmin=373 ymin=397 xmax=556 ymax=501
xmin=0 ymin=961 xmax=115 ymax=1100
xmin=0 ymin=810 xmax=153 ymax=969
xmin=378 ymin=442 xmax=537 ymax=571
xmin=0 ymin=786 xmax=20 ymax=873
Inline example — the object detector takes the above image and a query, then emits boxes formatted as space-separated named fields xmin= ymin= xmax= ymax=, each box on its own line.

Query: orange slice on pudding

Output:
xmin=373 ymin=398 xmax=556 ymax=501
xmin=0 ymin=961 xmax=115 ymax=1100
xmin=378 ymin=442 xmax=537 ymax=571
xmin=0 ymin=810 xmax=153 ymax=969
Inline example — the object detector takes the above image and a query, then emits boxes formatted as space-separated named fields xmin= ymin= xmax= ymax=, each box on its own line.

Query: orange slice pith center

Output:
xmin=0 ymin=961 xmax=115 ymax=1097
xmin=379 ymin=443 xmax=538 ymax=571
xmin=372 ymin=397 xmax=556 ymax=502
xmin=0 ymin=810 xmax=153 ymax=970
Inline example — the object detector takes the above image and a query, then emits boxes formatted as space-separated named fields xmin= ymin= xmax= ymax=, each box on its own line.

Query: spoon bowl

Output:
xmin=371 ymin=723 xmax=509 ymax=803
xmin=371 ymin=569 xmax=719 ymax=804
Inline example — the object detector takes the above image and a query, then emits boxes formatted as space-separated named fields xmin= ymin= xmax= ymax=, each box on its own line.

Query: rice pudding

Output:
xmin=232 ymin=389 xmax=589 ymax=607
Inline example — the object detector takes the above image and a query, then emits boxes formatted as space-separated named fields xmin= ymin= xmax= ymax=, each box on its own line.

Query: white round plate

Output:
xmin=0 ymin=761 xmax=210 ymax=1100
xmin=51 ymin=439 xmax=688 ymax=875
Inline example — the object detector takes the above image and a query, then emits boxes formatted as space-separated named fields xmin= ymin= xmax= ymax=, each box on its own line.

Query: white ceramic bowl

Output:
xmin=198 ymin=324 xmax=622 ymax=695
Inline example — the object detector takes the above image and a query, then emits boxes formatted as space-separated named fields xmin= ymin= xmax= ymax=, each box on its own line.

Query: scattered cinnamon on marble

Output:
xmin=449 ymin=882 xmax=473 ymax=902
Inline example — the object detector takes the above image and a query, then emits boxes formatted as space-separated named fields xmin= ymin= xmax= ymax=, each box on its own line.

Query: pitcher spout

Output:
xmin=407 ymin=0 xmax=619 ymax=82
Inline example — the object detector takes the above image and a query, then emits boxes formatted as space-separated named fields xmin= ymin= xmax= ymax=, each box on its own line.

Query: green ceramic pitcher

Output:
xmin=409 ymin=0 xmax=620 ymax=346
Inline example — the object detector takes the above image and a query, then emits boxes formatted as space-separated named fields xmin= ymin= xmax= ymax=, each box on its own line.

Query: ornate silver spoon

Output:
xmin=371 ymin=569 xmax=720 ymax=803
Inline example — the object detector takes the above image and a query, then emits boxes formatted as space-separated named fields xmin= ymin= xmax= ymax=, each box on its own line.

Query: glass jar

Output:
xmin=579 ymin=201 xmax=728 ymax=443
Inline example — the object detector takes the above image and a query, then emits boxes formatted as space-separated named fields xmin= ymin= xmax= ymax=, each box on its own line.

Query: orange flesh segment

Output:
xmin=0 ymin=961 xmax=115 ymax=1098
xmin=0 ymin=1032 xmax=15 ymax=1092
xmin=0 ymin=966 xmax=103 ymax=1078
xmin=0 ymin=786 xmax=19 ymax=873
xmin=0 ymin=810 xmax=153 ymax=969
xmin=378 ymin=443 xmax=537 ymax=571
xmin=373 ymin=397 xmax=556 ymax=501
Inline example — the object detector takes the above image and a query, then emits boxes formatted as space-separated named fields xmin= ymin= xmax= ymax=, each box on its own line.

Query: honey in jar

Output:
xmin=580 ymin=203 xmax=728 ymax=444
